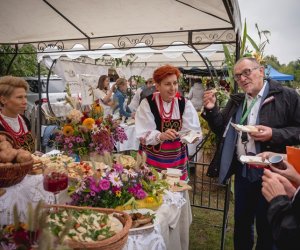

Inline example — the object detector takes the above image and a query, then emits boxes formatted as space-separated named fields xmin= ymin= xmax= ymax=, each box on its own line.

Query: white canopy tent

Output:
xmin=0 ymin=0 xmax=241 ymax=153
xmin=1 ymin=0 xmax=241 ymax=51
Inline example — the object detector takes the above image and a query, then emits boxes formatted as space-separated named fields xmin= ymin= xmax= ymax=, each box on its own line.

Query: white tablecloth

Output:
xmin=116 ymin=124 xmax=140 ymax=152
xmin=116 ymin=124 xmax=198 ymax=156
xmin=0 ymin=175 xmax=192 ymax=250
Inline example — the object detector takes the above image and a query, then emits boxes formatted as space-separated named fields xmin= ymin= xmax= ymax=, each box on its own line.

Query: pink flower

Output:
xmin=113 ymin=163 xmax=123 ymax=173
xmin=99 ymin=179 xmax=110 ymax=191
xmin=89 ymin=177 xmax=101 ymax=192
xmin=135 ymin=189 xmax=147 ymax=199
xmin=109 ymin=172 xmax=123 ymax=187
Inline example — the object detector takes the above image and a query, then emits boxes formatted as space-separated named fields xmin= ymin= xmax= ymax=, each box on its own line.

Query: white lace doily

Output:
xmin=0 ymin=175 xmax=55 ymax=225
xmin=163 ymin=190 xmax=186 ymax=209
xmin=123 ymin=224 xmax=166 ymax=250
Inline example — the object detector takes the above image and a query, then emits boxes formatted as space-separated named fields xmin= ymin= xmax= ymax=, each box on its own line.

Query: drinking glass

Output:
xmin=43 ymin=165 xmax=68 ymax=204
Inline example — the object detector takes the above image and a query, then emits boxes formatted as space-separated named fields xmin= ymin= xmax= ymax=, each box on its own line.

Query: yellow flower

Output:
xmin=82 ymin=118 xmax=95 ymax=130
xmin=63 ymin=125 xmax=74 ymax=136
xmin=115 ymin=190 xmax=122 ymax=197
xmin=145 ymin=197 xmax=154 ymax=203
xmin=92 ymin=103 xmax=103 ymax=114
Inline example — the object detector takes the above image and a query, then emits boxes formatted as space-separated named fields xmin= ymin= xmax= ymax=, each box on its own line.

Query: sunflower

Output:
xmin=82 ymin=118 xmax=95 ymax=130
xmin=63 ymin=125 xmax=74 ymax=136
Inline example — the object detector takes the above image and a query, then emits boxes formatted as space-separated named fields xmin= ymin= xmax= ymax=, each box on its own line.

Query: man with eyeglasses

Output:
xmin=202 ymin=57 xmax=300 ymax=250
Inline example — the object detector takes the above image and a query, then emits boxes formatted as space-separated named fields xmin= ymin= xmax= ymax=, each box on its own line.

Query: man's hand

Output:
xmin=203 ymin=90 xmax=217 ymax=110
xmin=262 ymin=169 xmax=288 ymax=202
xmin=249 ymin=125 xmax=272 ymax=142
xmin=256 ymin=151 xmax=287 ymax=161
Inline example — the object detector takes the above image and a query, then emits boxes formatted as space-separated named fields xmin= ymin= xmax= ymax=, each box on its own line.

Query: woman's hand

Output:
xmin=159 ymin=129 xmax=178 ymax=141
xmin=270 ymin=160 xmax=300 ymax=187
xmin=203 ymin=90 xmax=217 ymax=110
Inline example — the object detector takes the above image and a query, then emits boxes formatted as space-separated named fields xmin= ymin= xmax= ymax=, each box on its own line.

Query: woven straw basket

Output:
xmin=0 ymin=131 xmax=33 ymax=188
xmin=45 ymin=204 xmax=132 ymax=250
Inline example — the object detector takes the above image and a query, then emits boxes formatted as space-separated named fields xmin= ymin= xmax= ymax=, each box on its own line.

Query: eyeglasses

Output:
xmin=233 ymin=67 xmax=260 ymax=81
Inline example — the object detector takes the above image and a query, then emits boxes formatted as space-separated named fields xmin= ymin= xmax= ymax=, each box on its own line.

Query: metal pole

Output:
xmin=5 ymin=45 xmax=18 ymax=75
xmin=220 ymin=178 xmax=231 ymax=250
xmin=46 ymin=59 xmax=57 ymax=117
xmin=37 ymin=63 xmax=42 ymax=151
xmin=234 ymin=32 xmax=241 ymax=93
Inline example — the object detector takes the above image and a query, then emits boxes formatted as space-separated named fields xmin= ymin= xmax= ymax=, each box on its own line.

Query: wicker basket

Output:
xmin=0 ymin=131 xmax=33 ymax=188
xmin=45 ymin=204 xmax=132 ymax=250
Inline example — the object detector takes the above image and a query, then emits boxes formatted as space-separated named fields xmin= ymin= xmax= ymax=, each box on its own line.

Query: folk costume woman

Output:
xmin=135 ymin=65 xmax=202 ymax=180
xmin=0 ymin=76 xmax=34 ymax=152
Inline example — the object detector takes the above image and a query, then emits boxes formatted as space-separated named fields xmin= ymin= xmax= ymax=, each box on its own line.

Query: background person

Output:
xmin=0 ymin=76 xmax=34 ymax=152
xmin=187 ymin=79 xmax=204 ymax=111
xmin=128 ymin=78 xmax=154 ymax=112
xmin=135 ymin=65 xmax=202 ymax=180
xmin=94 ymin=75 xmax=115 ymax=116
xmin=202 ymin=57 xmax=300 ymax=250
xmin=113 ymin=78 xmax=134 ymax=119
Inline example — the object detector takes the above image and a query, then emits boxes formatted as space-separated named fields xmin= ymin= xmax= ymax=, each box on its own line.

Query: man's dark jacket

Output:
xmin=202 ymin=79 xmax=300 ymax=182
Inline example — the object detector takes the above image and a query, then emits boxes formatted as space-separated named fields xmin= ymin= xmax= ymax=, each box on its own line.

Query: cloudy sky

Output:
xmin=238 ymin=0 xmax=300 ymax=64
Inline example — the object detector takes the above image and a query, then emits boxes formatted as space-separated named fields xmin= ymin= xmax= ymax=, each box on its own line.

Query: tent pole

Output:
xmin=5 ymin=45 xmax=18 ymax=75
xmin=37 ymin=63 xmax=42 ymax=151
xmin=46 ymin=59 xmax=57 ymax=118
xmin=234 ymin=32 xmax=241 ymax=93
xmin=188 ymin=31 xmax=214 ymax=84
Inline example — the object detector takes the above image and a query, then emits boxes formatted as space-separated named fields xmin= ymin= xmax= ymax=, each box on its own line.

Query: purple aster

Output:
xmin=89 ymin=178 xmax=101 ymax=192
xmin=99 ymin=179 xmax=110 ymax=191
xmin=113 ymin=163 xmax=123 ymax=173
xmin=135 ymin=189 xmax=147 ymax=199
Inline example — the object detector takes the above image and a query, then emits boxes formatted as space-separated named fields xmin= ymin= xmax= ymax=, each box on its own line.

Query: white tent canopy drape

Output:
xmin=40 ymin=42 xmax=226 ymax=80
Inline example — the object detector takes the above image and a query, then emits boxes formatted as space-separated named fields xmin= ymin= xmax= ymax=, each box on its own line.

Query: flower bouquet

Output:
xmin=68 ymin=156 xmax=169 ymax=210
xmin=55 ymin=86 xmax=127 ymax=158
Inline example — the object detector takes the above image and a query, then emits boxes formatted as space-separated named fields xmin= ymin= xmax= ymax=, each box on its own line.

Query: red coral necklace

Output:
xmin=0 ymin=114 xmax=25 ymax=137
xmin=158 ymin=95 xmax=175 ymax=120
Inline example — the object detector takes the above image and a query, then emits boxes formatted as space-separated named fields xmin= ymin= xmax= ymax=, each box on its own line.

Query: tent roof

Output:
xmin=0 ymin=0 xmax=241 ymax=51
xmin=266 ymin=65 xmax=294 ymax=81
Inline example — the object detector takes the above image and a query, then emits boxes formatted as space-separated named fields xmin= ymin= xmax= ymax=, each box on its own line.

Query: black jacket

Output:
xmin=203 ymin=79 xmax=300 ymax=178
xmin=268 ymin=190 xmax=300 ymax=250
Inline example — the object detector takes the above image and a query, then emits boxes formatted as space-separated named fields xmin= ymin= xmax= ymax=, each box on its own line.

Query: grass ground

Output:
xmin=189 ymin=199 xmax=234 ymax=250
xmin=188 ymin=163 xmax=235 ymax=250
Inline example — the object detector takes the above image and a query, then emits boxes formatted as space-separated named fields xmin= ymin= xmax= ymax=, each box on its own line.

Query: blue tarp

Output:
xmin=266 ymin=65 xmax=294 ymax=81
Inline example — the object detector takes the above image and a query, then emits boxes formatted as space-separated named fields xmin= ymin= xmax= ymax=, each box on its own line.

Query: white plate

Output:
xmin=240 ymin=155 xmax=270 ymax=166
xmin=166 ymin=168 xmax=182 ymax=177
xmin=125 ymin=208 xmax=158 ymax=233
xmin=231 ymin=123 xmax=259 ymax=133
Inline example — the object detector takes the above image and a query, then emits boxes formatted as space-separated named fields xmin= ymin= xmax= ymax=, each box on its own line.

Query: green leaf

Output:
xmin=222 ymin=44 xmax=234 ymax=66
xmin=240 ymin=20 xmax=248 ymax=57
xmin=246 ymin=35 xmax=260 ymax=52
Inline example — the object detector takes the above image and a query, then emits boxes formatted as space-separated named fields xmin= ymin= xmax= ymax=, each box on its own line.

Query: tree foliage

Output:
xmin=0 ymin=44 xmax=48 ymax=77
xmin=265 ymin=56 xmax=300 ymax=87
